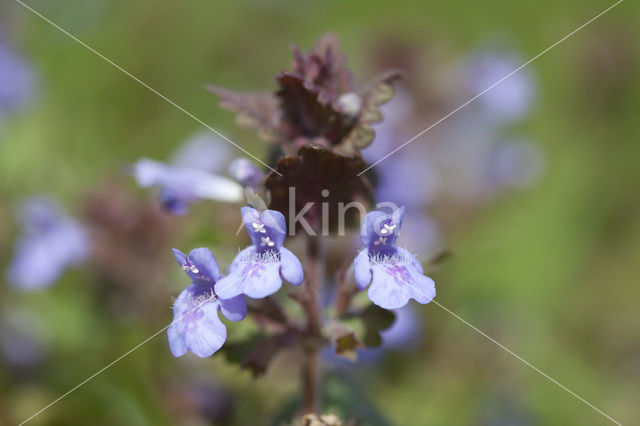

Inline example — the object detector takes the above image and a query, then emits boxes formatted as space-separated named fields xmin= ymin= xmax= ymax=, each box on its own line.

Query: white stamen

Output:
xmin=189 ymin=265 xmax=199 ymax=274
xmin=252 ymin=222 xmax=266 ymax=233
xmin=261 ymin=236 xmax=275 ymax=247
xmin=374 ymin=236 xmax=388 ymax=245
xmin=381 ymin=223 xmax=396 ymax=235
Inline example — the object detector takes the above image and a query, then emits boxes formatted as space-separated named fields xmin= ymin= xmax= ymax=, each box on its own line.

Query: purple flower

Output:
xmin=214 ymin=207 xmax=303 ymax=299
xmin=0 ymin=32 xmax=35 ymax=116
xmin=7 ymin=197 xmax=90 ymax=291
xmin=167 ymin=248 xmax=247 ymax=358
xmin=354 ymin=207 xmax=435 ymax=310
xmin=228 ymin=158 xmax=263 ymax=189
xmin=131 ymin=132 xmax=243 ymax=215
xmin=466 ymin=49 xmax=535 ymax=124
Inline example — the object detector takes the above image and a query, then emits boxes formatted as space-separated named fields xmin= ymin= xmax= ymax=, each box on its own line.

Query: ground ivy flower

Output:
xmin=7 ymin=197 xmax=90 ymax=291
xmin=168 ymin=248 xmax=247 ymax=358
xmin=131 ymin=133 xmax=243 ymax=215
xmin=354 ymin=206 xmax=435 ymax=310
xmin=215 ymin=207 xmax=303 ymax=300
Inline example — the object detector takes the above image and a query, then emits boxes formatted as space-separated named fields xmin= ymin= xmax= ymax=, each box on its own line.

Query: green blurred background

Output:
xmin=1 ymin=0 xmax=639 ymax=425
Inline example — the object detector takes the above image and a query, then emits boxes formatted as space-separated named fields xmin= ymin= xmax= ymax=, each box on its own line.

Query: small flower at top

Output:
xmin=7 ymin=197 xmax=90 ymax=291
xmin=214 ymin=207 xmax=303 ymax=300
xmin=130 ymin=132 xmax=243 ymax=215
xmin=228 ymin=158 xmax=263 ymax=190
xmin=353 ymin=206 xmax=435 ymax=310
xmin=167 ymin=248 xmax=246 ymax=358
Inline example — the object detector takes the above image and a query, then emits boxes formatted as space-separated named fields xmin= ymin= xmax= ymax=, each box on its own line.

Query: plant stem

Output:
xmin=302 ymin=234 xmax=324 ymax=414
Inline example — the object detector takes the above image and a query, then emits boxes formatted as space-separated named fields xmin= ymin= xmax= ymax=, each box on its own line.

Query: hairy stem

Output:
xmin=301 ymin=235 xmax=325 ymax=414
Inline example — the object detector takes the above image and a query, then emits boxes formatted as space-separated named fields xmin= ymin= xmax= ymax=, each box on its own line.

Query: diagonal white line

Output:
xmin=366 ymin=254 xmax=623 ymax=425
xmin=13 ymin=0 xmax=282 ymax=176
xmin=358 ymin=0 xmax=624 ymax=176
xmin=17 ymin=258 xmax=270 ymax=426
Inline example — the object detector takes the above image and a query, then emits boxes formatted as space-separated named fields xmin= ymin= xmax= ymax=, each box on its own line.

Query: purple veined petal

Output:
xmin=170 ymin=131 xmax=232 ymax=173
xmin=367 ymin=262 xmax=413 ymax=309
xmin=406 ymin=266 xmax=436 ymax=305
xmin=215 ymin=252 xmax=282 ymax=300
xmin=219 ymin=295 xmax=247 ymax=321
xmin=227 ymin=246 xmax=255 ymax=275
xmin=367 ymin=254 xmax=435 ymax=309
xmin=353 ymin=249 xmax=372 ymax=290
xmin=228 ymin=158 xmax=263 ymax=189
xmin=167 ymin=284 xmax=227 ymax=358
xmin=279 ymin=247 xmax=303 ymax=286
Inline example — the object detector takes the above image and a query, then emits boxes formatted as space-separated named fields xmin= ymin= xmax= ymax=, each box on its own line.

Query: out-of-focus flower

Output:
xmin=131 ymin=132 xmax=243 ymax=215
xmin=164 ymin=378 xmax=234 ymax=425
xmin=215 ymin=207 xmax=303 ymax=299
xmin=465 ymin=49 xmax=536 ymax=124
xmin=380 ymin=304 xmax=423 ymax=349
xmin=0 ymin=308 xmax=49 ymax=368
xmin=0 ymin=31 xmax=35 ymax=117
xmin=83 ymin=183 xmax=177 ymax=320
xmin=7 ymin=197 xmax=89 ymax=290
xmin=354 ymin=207 xmax=435 ymax=310
xmin=228 ymin=157 xmax=263 ymax=189
xmin=167 ymin=248 xmax=247 ymax=358
xmin=488 ymin=139 xmax=545 ymax=191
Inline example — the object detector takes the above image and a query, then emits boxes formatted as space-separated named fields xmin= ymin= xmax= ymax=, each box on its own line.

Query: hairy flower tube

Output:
xmin=167 ymin=248 xmax=247 ymax=358
xmin=354 ymin=206 xmax=436 ymax=309
xmin=214 ymin=207 xmax=304 ymax=300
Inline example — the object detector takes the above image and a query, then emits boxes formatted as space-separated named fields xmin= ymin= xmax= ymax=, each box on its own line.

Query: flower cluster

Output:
xmin=167 ymin=207 xmax=303 ymax=357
